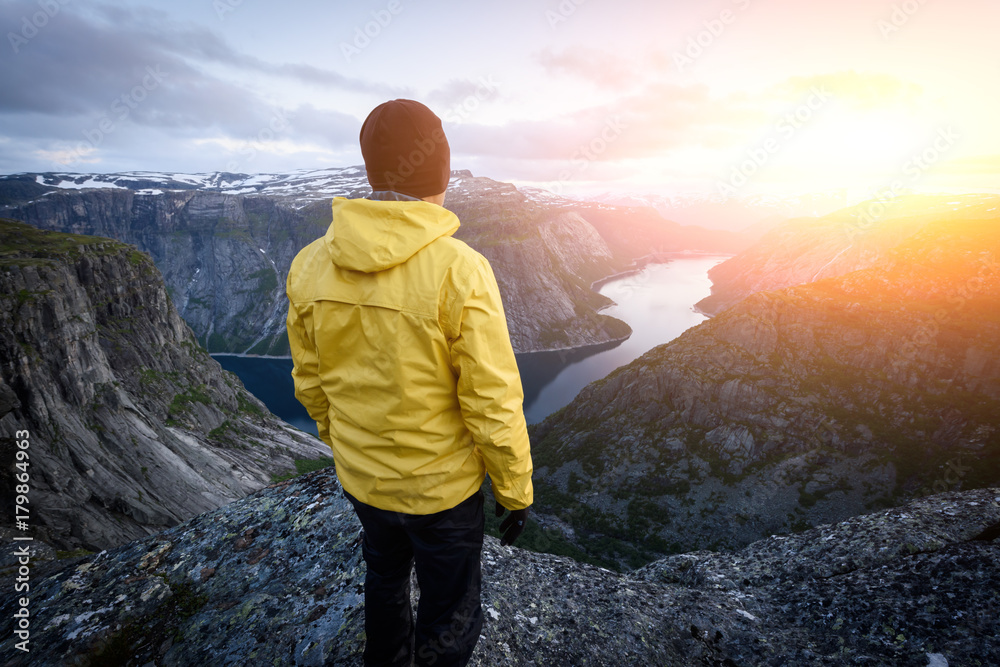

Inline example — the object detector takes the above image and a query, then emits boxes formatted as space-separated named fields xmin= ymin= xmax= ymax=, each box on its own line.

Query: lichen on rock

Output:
xmin=1 ymin=468 xmax=996 ymax=665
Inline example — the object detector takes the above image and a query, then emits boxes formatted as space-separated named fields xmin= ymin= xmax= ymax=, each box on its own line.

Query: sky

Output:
xmin=2 ymin=0 xmax=999 ymax=200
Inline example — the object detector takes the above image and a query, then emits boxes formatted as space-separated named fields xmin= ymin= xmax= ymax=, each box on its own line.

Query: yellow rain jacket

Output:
xmin=286 ymin=196 xmax=533 ymax=514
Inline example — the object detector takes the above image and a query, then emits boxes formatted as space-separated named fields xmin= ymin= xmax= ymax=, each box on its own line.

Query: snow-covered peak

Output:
xmin=12 ymin=167 xmax=564 ymax=209
xmin=18 ymin=167 xmax=375 ymax=207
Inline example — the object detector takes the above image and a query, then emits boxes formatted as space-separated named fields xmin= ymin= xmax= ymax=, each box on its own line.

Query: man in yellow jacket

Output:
xmin=286 ymin=99 xmax=533 ymax=667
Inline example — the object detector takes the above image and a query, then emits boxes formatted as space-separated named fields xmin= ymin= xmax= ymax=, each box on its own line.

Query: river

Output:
xmin=214 ymin=255 xmax=729 ymax=435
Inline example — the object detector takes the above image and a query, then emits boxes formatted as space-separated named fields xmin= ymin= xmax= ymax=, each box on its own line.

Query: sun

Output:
xmin=766 ymin=108 xmax=933 ymax=191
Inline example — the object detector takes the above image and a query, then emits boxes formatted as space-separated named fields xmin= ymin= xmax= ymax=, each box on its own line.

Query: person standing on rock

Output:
xmin=286 ymin=99 xmax=533 ymax=667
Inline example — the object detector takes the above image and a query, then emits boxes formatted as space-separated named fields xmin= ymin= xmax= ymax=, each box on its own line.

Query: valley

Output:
xmin=3 ymin=170 xmax=998 ymax=568
xmin=531 ymin=200 xmax=1000 ymax=567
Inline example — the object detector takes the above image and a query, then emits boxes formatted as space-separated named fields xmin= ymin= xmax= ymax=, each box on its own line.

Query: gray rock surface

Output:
xmin=0 ymin=219 xmax=329 ymax=551
xmin=1 ymin=466 xmax=995 ymax=666
xmin=0 ymin=378 xmax=18 ymax=419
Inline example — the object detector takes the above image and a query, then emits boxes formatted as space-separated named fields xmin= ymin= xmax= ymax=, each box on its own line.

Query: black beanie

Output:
xmin=360 ymin=99 xmax=451 ymax=199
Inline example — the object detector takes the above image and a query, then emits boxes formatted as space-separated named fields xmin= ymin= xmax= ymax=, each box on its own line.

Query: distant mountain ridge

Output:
xmin=697 ymin=193 xmax=1000 ymax=315
xmin=588 ymin=189 xmax=855 ymax=233
xmin=0 ymin=168 xmax=747 ymax=356
xmin=10 ymin=167 xmax=372 ymax=205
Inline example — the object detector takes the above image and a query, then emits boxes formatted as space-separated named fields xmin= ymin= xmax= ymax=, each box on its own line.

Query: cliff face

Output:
xmin=0 ymin=172 xmax=624 ymax=355
xmin=697 ymin=194 xmax=1000 ymax=315
xmin=0 ymin=169 xmax=746 ymax=355
xmin=445 ymin=177 xmax=632 ymax=350
xmin=0 ymin=220 xmax=329 ymax=551
xmin=3 ymin=187 xmax=332 ymax=355
xmin=530 ymin=215 xmax=1000 ymax=567
xmin=1 ymin=465 xmax=995 ymax=666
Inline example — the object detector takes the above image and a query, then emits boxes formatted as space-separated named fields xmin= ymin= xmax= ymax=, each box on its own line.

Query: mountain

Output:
xmin=589 ymin=190 xmax=854 ymax=233
xmin=0 ymin=169 xmax=744 ymax=356
xmin=1 ymin=177 xmax=997 ymax=663
xmin=0 ymin=219 xmax=329 ymax=551
xmin=1 ymin=465 xmax=996 ymax=665
xmin=529 ymin=212 xmax=1000 ymax=567
xmin=0 ymin=169 xmax=378 ymax=356
xmin=696 ymin=193 xmax=1000 ymax=315
xmin=522 ymin=186 xmax=750 ymax=257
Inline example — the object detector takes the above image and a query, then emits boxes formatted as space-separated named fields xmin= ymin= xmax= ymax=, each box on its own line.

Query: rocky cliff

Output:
xmin=530 ymin=214 xmax=1000 ymax=567
xmin=0 ymin=169 xmax=746 ymax=354
xmin=0 ymin=219 xmax=329 ymax=551
xmin=444 ymin=176 xmax=632 ymax=351
xmin=697 ymin=194 xmax=1000 ymax=315
xmin=1 ymin=465 xmax=996 ymax=666
xmin=1 ymin=182 xmax=342 ymax=356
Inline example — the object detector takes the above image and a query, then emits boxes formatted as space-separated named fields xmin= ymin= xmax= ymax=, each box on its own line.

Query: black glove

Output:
xmin=495 ymin=502 xmax=529 ymax=546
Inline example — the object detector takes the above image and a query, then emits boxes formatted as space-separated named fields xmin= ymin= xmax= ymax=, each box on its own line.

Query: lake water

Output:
xmin=519 ymin=256 xmax=728 ymax=423
xmin=214 ymin=255 xmax=728 ymax=435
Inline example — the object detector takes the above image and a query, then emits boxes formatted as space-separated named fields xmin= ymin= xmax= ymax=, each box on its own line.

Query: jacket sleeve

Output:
xmin=286 ymin=299 xmax=332 ymax=447
xmin=449 ymin=258 xmax=533 ymax=510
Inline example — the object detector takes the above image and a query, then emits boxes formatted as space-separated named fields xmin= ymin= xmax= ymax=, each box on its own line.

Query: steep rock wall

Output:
xmin=0 ymin=220 xmax=329 ymax=551
xmin=5 ymin=177 xmax=639 ymax=355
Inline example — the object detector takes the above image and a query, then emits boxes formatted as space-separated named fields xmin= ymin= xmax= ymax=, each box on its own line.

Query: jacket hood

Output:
xmin=326 ymin=197 xmax=460 ymax=273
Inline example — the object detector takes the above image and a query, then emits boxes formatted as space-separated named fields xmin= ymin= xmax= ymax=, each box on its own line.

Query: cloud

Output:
xmin=0 ymin=0 xmax=965 ymax=194
xmin=427 ymin=77 xmax=501 ymax=112
xmin=446 ymin=81 xmax=769 ymax=170
xmin=0 ymin=2 xmax=398 ymax=149
xmin=534 ymin=47 xmax=647 ymax=90
xmin=446 ymin=68 xmax=932 ymax=176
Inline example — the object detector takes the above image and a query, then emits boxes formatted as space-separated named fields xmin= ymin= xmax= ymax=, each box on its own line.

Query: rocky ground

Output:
xmin=1 ymin=467 xmax=996 ymax=666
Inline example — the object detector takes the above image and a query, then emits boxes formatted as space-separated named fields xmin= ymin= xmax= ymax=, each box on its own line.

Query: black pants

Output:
xmin=345 ymin=489 xmax=485 ymax=667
